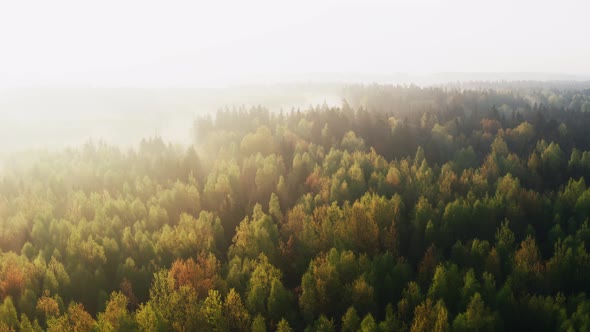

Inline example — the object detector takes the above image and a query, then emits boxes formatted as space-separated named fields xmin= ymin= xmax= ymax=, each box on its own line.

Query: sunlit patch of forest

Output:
xmin=3 ymin=83 xmax=590 ymax=331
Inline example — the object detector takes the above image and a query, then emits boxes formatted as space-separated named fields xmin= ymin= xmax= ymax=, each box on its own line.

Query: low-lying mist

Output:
xmin=0 ymin=84 xmax=342 ymax=154
xmin=2 ymin=78 xmax=589 ymax=161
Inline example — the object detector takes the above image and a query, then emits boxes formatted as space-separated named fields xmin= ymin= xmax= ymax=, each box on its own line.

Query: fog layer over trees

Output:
xmin=2 ymin=82 xmax=590 ymax=330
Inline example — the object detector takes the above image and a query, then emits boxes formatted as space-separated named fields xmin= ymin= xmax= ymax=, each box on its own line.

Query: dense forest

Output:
xmin=3 ymin=83 xmax=590 ymax=331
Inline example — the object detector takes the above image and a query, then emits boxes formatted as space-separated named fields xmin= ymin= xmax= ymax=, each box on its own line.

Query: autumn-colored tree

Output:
xmin=169 ymin=253 xmax=219 ymax=299
xmin=513 ymin=236 xmax=543 ymax=291
xmin=410 ymin=299 xmax=449 ymax=332
xmin=0 ymin=254 xmax=25 ymax=302
xmin=47 ymin=303 xmax=95 ymax=332
xmin=36 ymin=292 xmax=60 ymax=325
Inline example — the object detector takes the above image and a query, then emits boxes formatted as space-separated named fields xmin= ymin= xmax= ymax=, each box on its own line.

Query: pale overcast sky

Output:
xmin=1 ymin=0 xmax=589 ymax=88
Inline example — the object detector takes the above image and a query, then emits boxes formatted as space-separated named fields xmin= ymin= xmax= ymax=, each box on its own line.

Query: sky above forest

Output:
xmin=1 ymin=0 xmax=589 ymax=89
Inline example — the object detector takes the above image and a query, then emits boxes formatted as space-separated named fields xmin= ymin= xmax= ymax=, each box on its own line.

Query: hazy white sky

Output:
xmin=1 ymin=0 xmax=589 ymax=88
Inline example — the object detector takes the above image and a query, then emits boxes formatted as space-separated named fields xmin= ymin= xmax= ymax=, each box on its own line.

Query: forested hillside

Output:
xmin=3 ymin=84 xmax=590 ymax=331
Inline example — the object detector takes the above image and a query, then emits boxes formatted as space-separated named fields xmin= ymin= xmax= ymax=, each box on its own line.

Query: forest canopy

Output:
xmin=2 ymin=83 xmax=590 ymax=331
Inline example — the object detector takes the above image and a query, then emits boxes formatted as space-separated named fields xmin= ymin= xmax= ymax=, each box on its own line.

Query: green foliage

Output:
xmin=203 ymin=289 xmax=226 ymax=332
xmin=2 ymin=85 xmax=590 ymax=330
xmin=310 ymin=315 xmax=336 ymax=332
xmin=452 ymin=293 xmax=497 ymax=332
xmin=0 ymin=298 xmax=18 ymax=330
xmin=246 ymin=254 xmax=283 ymax=316
xmin=223 ymin=288 xmax=251 ymax=332
xmin=251 ymin=314 xmax=266 ymax=332
xmin=341 ymin=307 xmax=360 ymax=332
xmin=230 ymin=204 xmax=280 ymax=263
xmin=96 ymin=292 xmax=136 ymax=331
xmin=360 ymin=313 xmax=378 ymax=332
xmin=276 ymin=318 xmax=293 ymax=332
